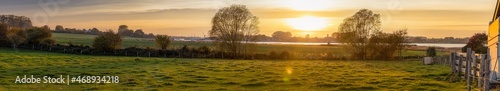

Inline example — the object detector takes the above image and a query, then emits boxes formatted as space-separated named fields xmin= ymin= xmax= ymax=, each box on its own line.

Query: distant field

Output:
xmin=0 ymin=48 xmax=467 ymax=90
xmin=52 ymin=33 xmax=446 ymax=56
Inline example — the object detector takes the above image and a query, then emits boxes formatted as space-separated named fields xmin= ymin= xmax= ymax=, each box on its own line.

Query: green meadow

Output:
xmin=0 ymin=48 xmax=466 ymax=90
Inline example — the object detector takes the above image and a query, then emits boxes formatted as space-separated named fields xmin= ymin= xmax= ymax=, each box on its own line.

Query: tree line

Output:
xmin=52 ymin=25 xmax=155 ymax=38
xmin=0 ymin=23 xmax=55 ymax=49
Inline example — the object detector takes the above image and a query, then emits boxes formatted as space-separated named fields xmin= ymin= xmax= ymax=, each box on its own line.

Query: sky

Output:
xmin=0 ymin=0 xmax=496 ymax=38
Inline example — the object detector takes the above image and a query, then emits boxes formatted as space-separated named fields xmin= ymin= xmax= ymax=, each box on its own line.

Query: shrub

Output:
xmin=25 ymin=26 xmax=52 ymax=45
xmin=279 ymin=51 xmax=290 ymax=60
xmin=269 ymin=51 xmax=278 ymax=59
xmin=40 ymin=38 xmax=56 ymax=46
xmin=197 ymin=46 xmax=211 ymax=54
xmin=155 ymin=35 xmax=172 ymax=50
xmin=6 ymin=27 xmax=28 ymax=48
xmin=92 ymin=30 xmax=122 ymax=52
xmin=426 ymin=47 xmax=436 ymax=57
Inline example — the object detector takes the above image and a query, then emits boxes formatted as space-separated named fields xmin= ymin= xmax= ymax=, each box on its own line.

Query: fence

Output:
xmin=447 ymin=48 xmax=492 ymax=91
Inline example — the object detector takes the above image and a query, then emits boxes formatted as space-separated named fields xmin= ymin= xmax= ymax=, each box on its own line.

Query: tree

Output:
xmin=92 ymin=30 xmax=123 ymax=52
xmin=89 ymin=28 xmax=100 ymax=35
xmin=337 ymin=9 xmax=381 ymax=59
xmin=462 ymin=33 xmax=487 ymax=54
xmin=209 ymin=4 xmax=259 ymax=57
xmin=272 ymin=31 xmax=292 ymax=41
xmin=366 ymin=29 xmax=407 ymax=60
xmin=118 ymin=25 xmax=129 ymax=36
xmin=25 ymin=26 xmax=52 ymax=44
xmin=134 ymin=29 xmax=145 ymax=37
xmin=0 ymin=15 xmax=33 ymax=28
xmin=55 ymin=25 xmax=64 ymax=32
xmin=390 ymin=28 xmax=408 ymax=58
xmin=0 ymin=23 xmax=8 ymax=46
xmin=146 ymin=33 xmax=155 ymax=38
xmin=6 ymin=27 xmax=27 ymax=49
xmin=155 ymin=35 xmax=172 ymax=50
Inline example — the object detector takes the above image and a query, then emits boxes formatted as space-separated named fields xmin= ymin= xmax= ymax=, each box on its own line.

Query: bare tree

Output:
xmin=337 ymin=9 xmax=381 ymax=60
xmin=209 ymin=4 xmax=259 ymax=57
xmin=155 ymin=35 xmax=172 ymax=50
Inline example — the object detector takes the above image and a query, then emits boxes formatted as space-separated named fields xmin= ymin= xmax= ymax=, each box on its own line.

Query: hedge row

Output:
xmin=5 ymin=43 xmax=427 ymax=60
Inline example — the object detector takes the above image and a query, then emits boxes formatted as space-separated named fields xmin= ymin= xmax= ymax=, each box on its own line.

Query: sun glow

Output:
xmin=285 ymin=16 xmax=330 ymax=31
xmin=285 ymin=0 xmax=332 ymax=11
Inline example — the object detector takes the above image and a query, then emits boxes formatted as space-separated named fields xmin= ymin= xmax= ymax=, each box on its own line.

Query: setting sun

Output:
xmin=285 ymin=0 xmax=333 ymax=11
xmin=285 ymin=16 xmax=330 ymax=31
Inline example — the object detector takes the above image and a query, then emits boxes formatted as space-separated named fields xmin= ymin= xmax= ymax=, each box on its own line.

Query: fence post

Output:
xmin=466 ymin=48 xmax=471 ymax=91
xmin=485 ymin=58 xmax=490 ymax=91
xmin=451 ymin=52 xmax=456 ymax=74
xmin=459 ymin=55 xmax=463 ymax=77
xmin=149 ymin=52 xmax=151 ymax=57
xmin=478 ymin=54 xmax=485 ymax=88
xmin=484 ymin=49 xmax=491 ymax=91
xmin=472 ymin=51 xmax=476 ymax=83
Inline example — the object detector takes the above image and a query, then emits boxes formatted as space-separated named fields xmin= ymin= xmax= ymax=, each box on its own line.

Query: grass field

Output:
xmin=0 ymin=48 xmax=467 ymax=90
xmin=52 ymin=33 xmax=445 ymax=56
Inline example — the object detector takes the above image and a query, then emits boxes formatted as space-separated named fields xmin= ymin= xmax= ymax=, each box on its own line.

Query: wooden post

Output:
xmin=451 ymin=53 xmax=455 ymax=74
xmin=450 ymin=52 xmax=457 ymax=73
xmin=466 ymin=48 xmax=471 ymax=79
xmin=485 ymin=58 xmax=491 ymax=91
xmin=484 ymin=49 xmax=490 ymax=91
xmin=459 ymin=55 xmax=463 ymax=77
xmin=466 ymin=48 xmax=471 ymax=91
xmin=148 ymin=52 xmax=151 ymax=57
xmin=479 ymin=54 xmax=485 ymax=88
xmin=472 ymin=51 xmax=476 ymax=79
